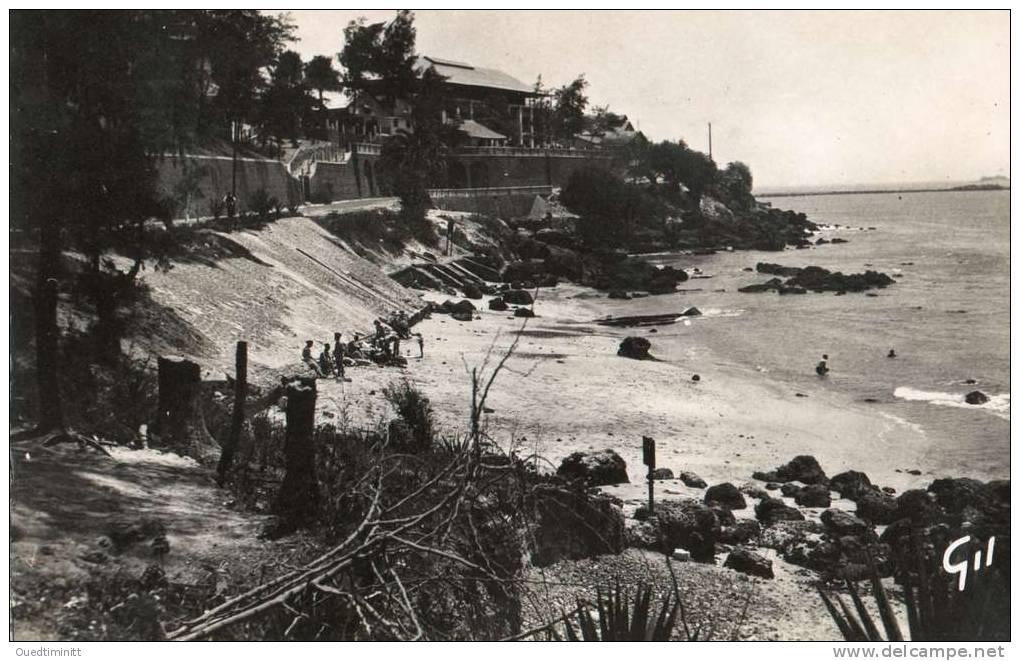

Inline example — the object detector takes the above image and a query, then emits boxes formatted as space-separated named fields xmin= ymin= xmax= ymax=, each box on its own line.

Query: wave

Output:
xmin=893 ymin=387 xmax=1010 ymax=420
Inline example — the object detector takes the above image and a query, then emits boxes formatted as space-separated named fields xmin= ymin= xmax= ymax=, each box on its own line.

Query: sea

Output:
xmin=630 ymin=189 xmax=1010 ymax=481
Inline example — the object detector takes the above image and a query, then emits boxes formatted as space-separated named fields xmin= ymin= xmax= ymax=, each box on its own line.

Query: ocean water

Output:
xmin=628 ymin=190 xmax=1010 ymax=480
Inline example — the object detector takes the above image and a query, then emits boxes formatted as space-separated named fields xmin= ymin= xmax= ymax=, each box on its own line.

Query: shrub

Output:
xmin=382 ymin=380 xmax=435 ymax=452
xmin=248 ymin=188 xmax=275 ymax=221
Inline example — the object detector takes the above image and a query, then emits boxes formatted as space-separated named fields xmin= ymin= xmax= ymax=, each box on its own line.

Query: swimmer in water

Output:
xmin=816 ymin=354 xmax=830 ymax=377
xmin=887 ymin=349 xmax=897 ymax=358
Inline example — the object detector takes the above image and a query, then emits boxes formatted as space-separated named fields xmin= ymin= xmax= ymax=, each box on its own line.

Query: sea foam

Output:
xmin=893 ymin=387 xmax=1010 ymax=420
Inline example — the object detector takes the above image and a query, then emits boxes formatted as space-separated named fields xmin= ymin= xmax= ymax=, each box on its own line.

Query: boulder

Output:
xmin=709 ymin=505 xmax=736 ymax=527
xmin=855 ymin=490 xmax=899 ymax=525
xmin=928 ymin=477 xmax=989 ymax=514
xmin=965 ymin=390 xmax=990 ymax=405
xmin=829 ymin=470 xmax=874 ymax=501
xmin=724 ymin=547 xmax=774 ymax=579
xmin=607 ymin=290 xmax=631 ymax=300
xmin=451 ymin=311 xmax=474 ymax=322
xmin=681 ymin=307 xmax=702 ymax=317
xmin=719 ymin=520 xmax=762 ymax=545
xmin=756 ymin=455 xmax=828 ymax=485
xmin=780 ymin=483 xmax=802 ymax=498
xmin=820 ymin=509 xmax=872 ymax=538
xmin=755 ymin=496 xmax=806 ymax=526
xmin=650 ymin=468 xmax=675 ymax=480
xmin=795 ymin=484 xmax=832 ymax=508
xmin=531 ymin=484 xmax=624 ymax=566
xmin=653 ymin=500 xmax=721 ymax=562
xmin=895 ymin=489 xmax=940 ymax=522
xmin=618 ymin=336 xmax=653 ymax=360
xmin=449 ymin=299 xmax=476 ymax=314
xmin=488 ymin=297 xmax=509 ymax=311
xmin=557 ymin=449 xmax=629 ymax=487
xmin=462 ymin=283 xmax=483 ymax=300
xmin=705 ymin=482 xmax=747 ymax=510
xmin=679 ymin=471 xmax=707 ymax=489
xmin=514 ymin=308 xmax=536 ymax=318
xmin=503 ymin=289 xmax=534 ymax=305
xmin=759 ymin=519 xmax=823 ymax=554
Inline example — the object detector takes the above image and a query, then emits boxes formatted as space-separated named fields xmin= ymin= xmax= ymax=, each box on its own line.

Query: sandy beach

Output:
xmin=321 ymin=282 xmax=935 ymax=496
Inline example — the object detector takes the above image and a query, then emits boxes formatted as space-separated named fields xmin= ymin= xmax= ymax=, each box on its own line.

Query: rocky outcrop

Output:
xmin=556 ymin=449 xmax=629 ymax=487
xmin=724 ymin=547 xmax=774 ymax=579
xmin=794 ymin=484 xmax=832 ymax=508
xmin=753 ymin=455 xmax=828 ymax=485
xmin=487 ymin=297 xmax=509 ymax=311
xmin=755 ymin=496 xmax=806 ymax=526
xmin=829 ymin=470 xmax=874 ymax=501
xmin=618 ymin=336 xmax=653 ymax=360
xmin=530 ymin=483 xmax=624 ymax=567
xmin=503 ymin=289 xmax=534 ymax=305
xmin=704 ymin=482 xmax=747 ymax=510
xmin=651 ymin=499 xmax=721 ymax=562
xmin=650 ymin=468 xmax=675 ymax=480
xmin=740 ymin=265 xmax=894 ymax=294
xmin=719 ymin=519 xmax=762 ymax=545
xmin=820 ymin=509 xmax=872 ymax=538
xmin=854 ymin=490 xmax=899 ymax=525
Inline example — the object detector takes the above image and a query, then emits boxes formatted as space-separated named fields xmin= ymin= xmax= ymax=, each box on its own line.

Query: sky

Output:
xmin=283 ymin=10 xmax=1009 ymax=190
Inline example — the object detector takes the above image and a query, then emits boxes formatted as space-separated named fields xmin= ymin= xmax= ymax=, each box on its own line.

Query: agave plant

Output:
xmin=556 ymin=580 xmax=682 ymax=641
xmin=819 ymin=531 xmax=1009 ymax=641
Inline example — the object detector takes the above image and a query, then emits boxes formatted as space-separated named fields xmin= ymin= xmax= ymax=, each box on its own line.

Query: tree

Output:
xmin=647 ymin=140 xmax=718 ymax=205
xmin=379 ymin=68 xmax=461 ymax=234
xmin=550 ymin=75 xmax=589 ymax=142
xmin=339 ymin=10 xmax=417 ymax=104
xmin=304 ymin=54 xmax=342 ymax=106
xmin=259 ymin=49 xmax=316 ymax=151
xmin=585 ymin=105 xmax=629 ymax=136
xmin=560 ymin=166 xmax=660 ymax=245
xmin=717 ymin=161 xmax=755 ymax=211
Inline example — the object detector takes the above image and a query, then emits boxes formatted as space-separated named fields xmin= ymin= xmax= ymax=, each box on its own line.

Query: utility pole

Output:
xmin=231 ymin=119 xmax=238 ymax=197
xmin=708 ymin=122 xmax=713 ymax=160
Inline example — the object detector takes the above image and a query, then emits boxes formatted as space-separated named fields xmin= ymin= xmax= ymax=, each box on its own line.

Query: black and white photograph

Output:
xmin=8 ymin=7 xmax=1011 ymax=647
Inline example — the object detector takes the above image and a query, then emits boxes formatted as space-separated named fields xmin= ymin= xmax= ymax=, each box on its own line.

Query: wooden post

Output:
xmin=275 ymin=378 xmax=319 ymax=524
xmin=216 ymin=341 xmax=248 ymax=483
xmin=642 ymin=436 xmax=656 ymax=514
xmin=155 ymin=356 xmax=219 ymax=464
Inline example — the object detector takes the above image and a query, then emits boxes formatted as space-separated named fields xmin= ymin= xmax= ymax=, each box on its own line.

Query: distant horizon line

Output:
xmin=754 ymin=176 xmax=1009 ymax=195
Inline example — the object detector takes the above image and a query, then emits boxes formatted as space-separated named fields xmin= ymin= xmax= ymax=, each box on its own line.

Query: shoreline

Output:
xmin=322 ymin=282 xmax=939 ymax=495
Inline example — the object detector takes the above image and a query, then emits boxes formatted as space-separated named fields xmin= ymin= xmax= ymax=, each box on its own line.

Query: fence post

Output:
xmin=216 ymin=341 xmax=248 ymax=483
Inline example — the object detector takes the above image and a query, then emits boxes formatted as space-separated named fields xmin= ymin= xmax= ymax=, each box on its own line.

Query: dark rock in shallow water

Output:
xmin=557 ymin=449 xmax=629 ymax=487
xmin=795 ymin=484 xmax=832 ymax=508
xmin=927 ymin=477 xmax=989 ymax=514
xmin=618 ymin=336 xmax=653 ymax=360
xmin=704 ymin=482 xmax=747 ymax=510
xmin=513 ymin=307 xmax=535 ymax=318
xmin=451 ymin=310 xmax=474 ymax=321
xmin=756 ymin=262 xmax=802 ymax=277
xmin=724 ymin=547 xmax=774 ymax=579
xmin=739 ymin=483 xmax=769 ymax=500
xmin=965 ymin=390 xmax=990 ymax=405
xmin=755 ymin=497 xmax=806 ymax=525
xmin=765 ymin=482 xmax=781 ymax=491
xmin=607 ymin=289 xmax=631 ymax=300
xmin=855 ymin=490 xmax=899 ymax=525
xmin=681 ymin=306 xmax=702 ymax=316
xmin=679 ymin=471 xmax=707 ymax=489
xmin=830 ymin=470 xmax=874 ymax=501
xmin=462 ymin=283 xmax=483 ymax=299
xmin=487 ymin=297 xmax=508 ymax=311
xmin=503 ymin=289 xmax=534 ymax=305
xmin=650 ymin=468 xmax=674 ymax=480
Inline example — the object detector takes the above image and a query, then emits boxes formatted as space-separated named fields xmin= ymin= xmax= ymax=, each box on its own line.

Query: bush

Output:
xmin=382 ymin=380 xmax=436 ymax=452
xmin=248 ymin=188 xmax=275 ymax=221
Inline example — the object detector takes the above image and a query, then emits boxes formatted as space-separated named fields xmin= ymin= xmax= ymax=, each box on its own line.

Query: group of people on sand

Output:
xmin=814 ymin=348 xmax=897 ymax=377
xmin=300 ymin=311 xmax=424 ymax=379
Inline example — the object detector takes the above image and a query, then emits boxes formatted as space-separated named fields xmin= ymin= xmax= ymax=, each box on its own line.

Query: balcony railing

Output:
xmin=428 ymin=185 xmax=553 ymax=197
xmin=453 ymin=146 xmax=613 ymax=158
